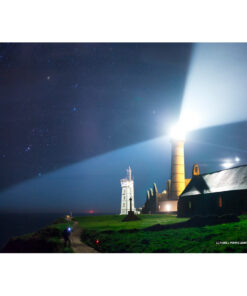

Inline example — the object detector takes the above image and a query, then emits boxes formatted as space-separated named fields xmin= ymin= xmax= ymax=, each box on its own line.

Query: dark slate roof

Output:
xmin=181 ymin=165 xmax=247 ymax=197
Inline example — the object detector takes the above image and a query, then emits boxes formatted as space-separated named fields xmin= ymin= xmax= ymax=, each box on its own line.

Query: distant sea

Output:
xmin=0 ymin=212 xmax=113 ymax=250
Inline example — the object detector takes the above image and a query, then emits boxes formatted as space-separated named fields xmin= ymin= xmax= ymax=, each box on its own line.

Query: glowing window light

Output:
xmin=165 ymin=204 xmax=171 ymax=212
xmin=218 ymin=196 xmax=223 ymax=208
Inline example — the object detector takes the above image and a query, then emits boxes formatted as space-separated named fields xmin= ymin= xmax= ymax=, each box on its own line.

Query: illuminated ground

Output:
xmin=69 ymin=221 xmax=98 ymax=253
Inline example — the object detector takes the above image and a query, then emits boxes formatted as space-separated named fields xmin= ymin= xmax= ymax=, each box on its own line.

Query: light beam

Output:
xmin=181 ymin=44 xmax=247 ymax=131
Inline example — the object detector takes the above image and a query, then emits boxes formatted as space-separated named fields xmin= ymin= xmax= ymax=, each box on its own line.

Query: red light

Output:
xmin=96 ymin=240 xmax=99 ymax=244
xmin=88 ymin=210 xmax=94 ymax=214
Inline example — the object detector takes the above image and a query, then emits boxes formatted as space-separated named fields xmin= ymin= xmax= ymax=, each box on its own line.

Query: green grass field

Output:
xmin=3 ymin=214 xmax=247 ymax=253
xmin=70 ymin=214 xmax=247 ymax=253
xmin=74 ymin=214 xmax=187 ymax=231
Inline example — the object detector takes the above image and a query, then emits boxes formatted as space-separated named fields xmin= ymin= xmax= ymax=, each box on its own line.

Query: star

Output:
xmin=25 ymin=145 xmax=32 ymax=152
xmin=46 ymin=76 xmax=51 ymax=80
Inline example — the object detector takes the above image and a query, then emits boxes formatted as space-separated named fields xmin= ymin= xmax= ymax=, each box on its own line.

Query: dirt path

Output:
xmin=70 ymin=222 xmax=98 ymax=253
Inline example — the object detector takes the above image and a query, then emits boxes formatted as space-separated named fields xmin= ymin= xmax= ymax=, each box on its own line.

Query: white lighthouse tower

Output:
xmin=120 ymin=166 xmax=136 ymax=215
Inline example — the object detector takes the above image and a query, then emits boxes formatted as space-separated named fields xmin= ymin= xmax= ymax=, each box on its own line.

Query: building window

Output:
xmin=189 ymin=201 xmax=192 ymax=209
xmin=218 ymin=196 xmax=222 ymax=208
xmin=123 ymin=203 xmax=125 ymax=207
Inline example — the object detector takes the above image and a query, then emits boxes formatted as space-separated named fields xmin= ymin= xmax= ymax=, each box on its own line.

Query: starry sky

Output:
xmin=1 ymin=43 xmax=247 ymax=213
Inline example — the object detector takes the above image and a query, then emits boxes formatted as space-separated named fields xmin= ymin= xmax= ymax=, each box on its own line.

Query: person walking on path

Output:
xmin=62 ymin=226 xmax=72 ymax=248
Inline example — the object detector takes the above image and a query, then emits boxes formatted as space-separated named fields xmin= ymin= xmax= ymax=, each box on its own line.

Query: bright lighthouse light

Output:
xmin=169 ymin=123 xmax=186 ymax=141
xmin=179 ymin=109 xmax=200 ymax=132
xmin=169 ymin=111 xmax=200 ymax=141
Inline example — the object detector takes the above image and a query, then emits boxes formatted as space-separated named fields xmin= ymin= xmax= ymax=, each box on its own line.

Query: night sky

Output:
xmin=1 ymin=43 xmax=247 ymax=213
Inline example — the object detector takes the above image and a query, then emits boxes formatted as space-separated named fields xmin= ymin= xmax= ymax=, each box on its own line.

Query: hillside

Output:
xmin=2 ymin=214 xmax=247 ymax=253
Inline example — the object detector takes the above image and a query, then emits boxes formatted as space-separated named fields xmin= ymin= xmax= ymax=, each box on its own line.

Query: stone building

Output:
xmin=142 ymin=176 xmax=191 ymax=214
xmin=178 ymin=164 xmax=247 ymax=217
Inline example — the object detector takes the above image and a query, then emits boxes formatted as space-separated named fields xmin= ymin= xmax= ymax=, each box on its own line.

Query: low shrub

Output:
xmin=1 ymin=236 xmax=64 ymax=253
xmin=189 ymin=214 xmax=239 ymax=226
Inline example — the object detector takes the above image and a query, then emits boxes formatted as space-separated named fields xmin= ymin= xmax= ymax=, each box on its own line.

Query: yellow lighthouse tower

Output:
xmin=170 ymin=138 xmax=185 ymax=199
xmin=169 ymin=124 xmax=186 ymax=200
xmin=142 ymin=122 xmax=192 ymax=214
